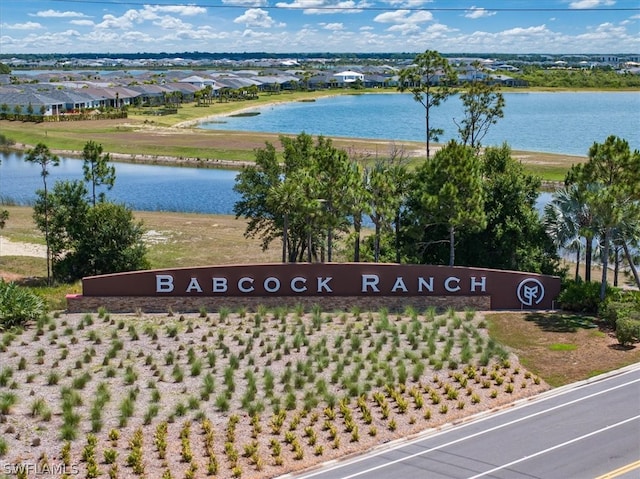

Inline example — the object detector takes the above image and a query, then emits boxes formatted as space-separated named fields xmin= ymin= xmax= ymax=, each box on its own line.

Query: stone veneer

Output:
xmin=66 ymin=294 xmax=491 ymax=314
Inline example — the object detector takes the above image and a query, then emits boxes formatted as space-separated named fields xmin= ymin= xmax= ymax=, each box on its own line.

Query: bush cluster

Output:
xmin=0 ymin=280 xmax=45 ymax=329
xmin=599 ymin=294 xmax=640 ymax=346
xmin=557 ymin=280 xmax=604 ymax=313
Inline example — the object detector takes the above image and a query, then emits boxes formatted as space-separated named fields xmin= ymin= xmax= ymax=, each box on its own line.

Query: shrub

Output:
xmin=601 ymin=293 xmax=640 ymax=345
xmin=615 ymin=315 xmax=640 ymax=346
xmin=0 ymin=281 xmax=45 ymax=329
xmin=557 ymin=280 xmax=610 ymax=313
xmin=599 ymin=301 xmax=637 ymax=329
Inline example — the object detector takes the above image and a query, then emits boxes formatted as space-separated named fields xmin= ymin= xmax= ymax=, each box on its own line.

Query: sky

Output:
xmin=0 ymin=0 xmax=638 ymax=55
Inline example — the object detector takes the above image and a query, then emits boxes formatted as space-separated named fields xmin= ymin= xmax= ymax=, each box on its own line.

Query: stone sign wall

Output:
xmin=66 ymin=263 xmax=561 ymax=313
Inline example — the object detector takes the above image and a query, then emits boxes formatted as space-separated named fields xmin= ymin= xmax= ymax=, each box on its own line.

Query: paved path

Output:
xmin=287 ymin=364 xmax=640 ymax=479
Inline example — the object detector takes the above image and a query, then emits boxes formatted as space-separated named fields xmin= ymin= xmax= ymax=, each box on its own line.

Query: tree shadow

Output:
xmin=608 ymin=343 xmax=636 ymax=352
xmin=524 ymin=312 xmax=599 ymax=333
xmin=13 ymin=276 xmax=48 ymax=287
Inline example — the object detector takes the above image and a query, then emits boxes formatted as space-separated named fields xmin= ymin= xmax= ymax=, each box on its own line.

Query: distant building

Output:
xmin=333 ymin=70 xmax=365 ymax=86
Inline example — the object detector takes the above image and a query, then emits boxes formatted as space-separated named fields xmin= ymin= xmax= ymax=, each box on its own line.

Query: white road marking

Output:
xmin=467 ymin=415 xmax=640 ymax=479
xmin=298 ymin=373 xmax=640 ymax=479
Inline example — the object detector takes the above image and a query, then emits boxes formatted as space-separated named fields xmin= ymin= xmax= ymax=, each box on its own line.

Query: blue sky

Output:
xmin=1 ymin=0 xmax=638 ymax=54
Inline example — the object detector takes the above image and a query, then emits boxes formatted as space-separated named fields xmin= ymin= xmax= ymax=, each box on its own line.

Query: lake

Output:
xmin=200 ymin=92 xmax=640 ymax=156
xmin=1 ymin=91 xmax=638 ymax=214
xmin=0 ymin=153 xmax=240 ymax=214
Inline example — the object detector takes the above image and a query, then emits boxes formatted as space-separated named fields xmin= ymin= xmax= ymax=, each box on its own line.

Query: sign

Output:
xmin=81 ymin=263 xmax=561 ymax=310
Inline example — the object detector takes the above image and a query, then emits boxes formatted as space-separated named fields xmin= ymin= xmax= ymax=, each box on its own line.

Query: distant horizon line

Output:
xmin=2 ymin=51 xmax=639 ymax=58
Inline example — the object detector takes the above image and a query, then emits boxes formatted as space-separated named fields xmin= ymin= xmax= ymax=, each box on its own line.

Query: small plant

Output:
xmin=126 ymin=428 xmax=145 ymax=475
xmin=119 ymin=395 xmax=135 ymax=427
xmin=124 ymin=365 xmax=138 ymax=385
xmin=46 ymin=371 xmax=60 ymax=385
xmin=388 ymin=418 xmax=397 ymax=431
xmin=154 ymin=422 xmax=168 ymax=459
xmin=109 ymin=428 xmax=120 ymax=446
xmin=190 ymin=359 xmax=202 ymax=377
xmin=60 ymin=441 xmax=71 ymax=465
xmin=30 ymin=397 xmax=48 ymax=417
xmin=104 ymin=448 xmax=118 ymax=464
xmin=172 ymin=364 xmax=184 ymax=382
xmin=215 ymin=394 xmax=230 ymax=412
xmin=0 ymin=392 xmax=17 ymax=414
xmin=143 ymin=404 xmax=160 ymax=425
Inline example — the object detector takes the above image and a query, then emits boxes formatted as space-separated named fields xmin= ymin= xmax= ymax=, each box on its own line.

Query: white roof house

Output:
xmin=333 ymin=70 xmax=365 ymax=84
xmin=179 ymin=75 xmax=216 ymax=88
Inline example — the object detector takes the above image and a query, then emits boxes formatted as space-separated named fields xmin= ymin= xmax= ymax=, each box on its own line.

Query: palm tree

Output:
xmin=544 ymin=187 xmax=582 ymax=280
xmin=608 ymin=202 xmax=640 ymax=289
xmin=543 ymin=185 xmax=598 ymax=281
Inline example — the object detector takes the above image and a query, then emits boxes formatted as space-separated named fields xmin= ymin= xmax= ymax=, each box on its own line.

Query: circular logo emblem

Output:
xmin=517 ymin=278 xmax=545 ymax=307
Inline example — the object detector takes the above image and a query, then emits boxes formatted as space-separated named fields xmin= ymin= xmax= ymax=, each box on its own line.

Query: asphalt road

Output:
xmin=287 ymin=364 xmax=640 ymax=479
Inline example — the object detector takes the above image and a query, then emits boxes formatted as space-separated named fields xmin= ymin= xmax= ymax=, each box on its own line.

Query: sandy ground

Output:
xmin=0 ymin=236 xmax=46 ymax=258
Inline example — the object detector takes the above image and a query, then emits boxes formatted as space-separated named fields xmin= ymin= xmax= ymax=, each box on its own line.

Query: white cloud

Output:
xmin=501 ymin=25 xmax=550 ymax=37
xmin=222 ymin=0 xmax=268 ymax=6
xmin=374 ymin=10 xmax=409 ymax=23
xmin=234 ymin=9 xmax=282 ymax=28
xmin=95 ymin=14 xmax=132 ymax=30
xmin=374 ymin=9 xmax=433 ymax=24
xmin=569 ymin=0 xmax=616 ymax=9
xmin=275 ymin=0 xmax=365 ymax=14
xmin=153 ymin=17 xmax=192 ymax=30
xmin=322 ymin=23 xmax=345 ymax=30
xmin=2 ymin=21 xmax=43 ymax=30
xmin=144 ymin=5 xmax=207 ymax=16
xmin=465 ymin=7 xmax=496 ymax=19
xmin=31 ymin=10 xmax=89 ymax=18
xmin=387 ymin=23 xmax=420 ymax=34
xmin=383 ymin=0 xmax=433 ymax=7
xmin=70 ymin=20 xmax=95 ymax=27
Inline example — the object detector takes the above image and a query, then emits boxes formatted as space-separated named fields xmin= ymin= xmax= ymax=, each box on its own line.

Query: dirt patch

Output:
xmin=0 ymin=236 xmax=46 ymax=258
xmin=487 ymin=312 xmax=640 ymax=386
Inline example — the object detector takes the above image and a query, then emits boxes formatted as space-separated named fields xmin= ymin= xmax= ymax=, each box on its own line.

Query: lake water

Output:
xmin=200 ymin=92 xmax=640 ymax=156
xmin=0 ymin=153 xmax=240 ymax=214
xmin=1 ymin=92 xmax=638 ymax=214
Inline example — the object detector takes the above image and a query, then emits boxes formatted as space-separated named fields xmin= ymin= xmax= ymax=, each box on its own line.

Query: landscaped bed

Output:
xmin=0 ymin=307 xmax=547 ymax=479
